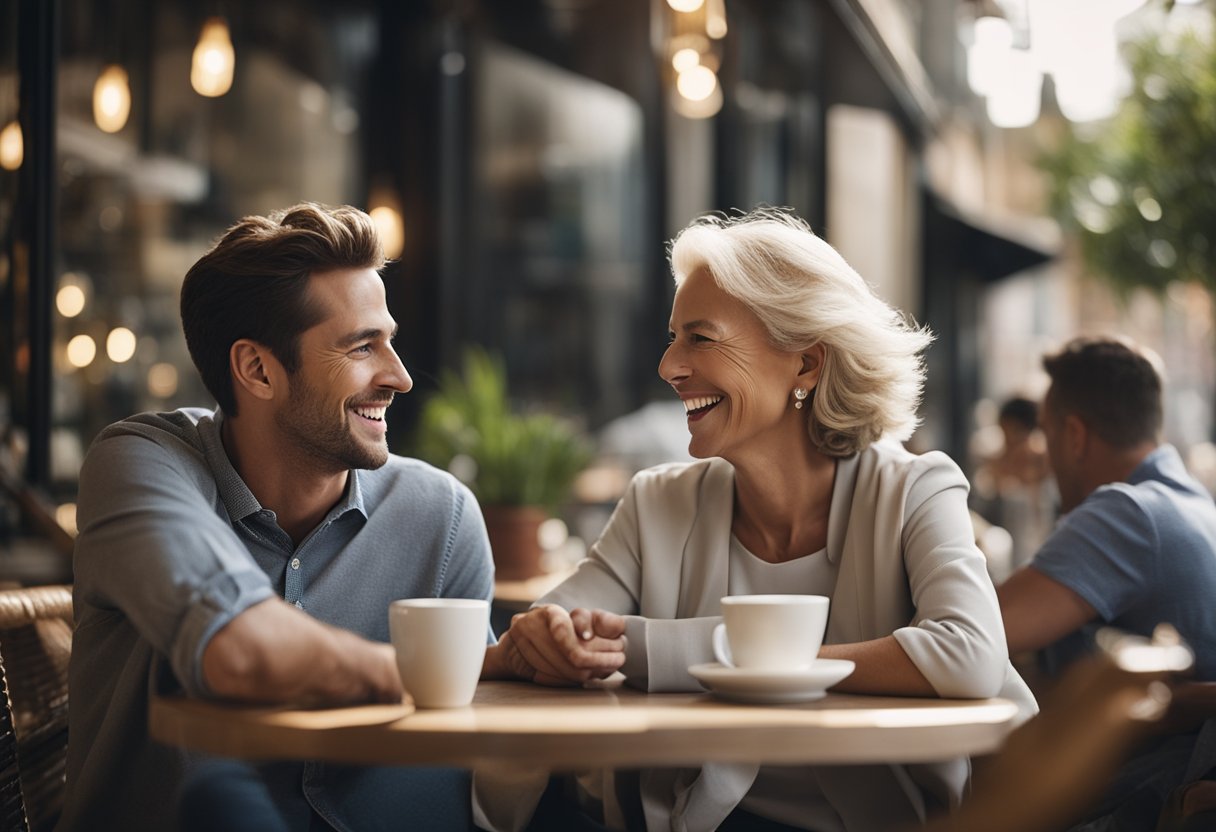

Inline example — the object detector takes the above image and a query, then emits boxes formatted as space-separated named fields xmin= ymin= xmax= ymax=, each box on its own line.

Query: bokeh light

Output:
xmin=56 ymin=285 xmax=86 ymax=318
xmin=677 ymin=65 xmax=717 ymax=102
xmin=106 ymin=327 xmax=137 ymax=363
xmin=66 ymin=334 xmax=97 ymax=368
xmin=672 ymin=48 xmax=700 ymax=73
xmin=93 ymin=65 xmax=131 ymax=133
xmin=0 ymin=121 xmax=22 ymax=171
xmin=147 ymin=362 xmax=179 ymax=398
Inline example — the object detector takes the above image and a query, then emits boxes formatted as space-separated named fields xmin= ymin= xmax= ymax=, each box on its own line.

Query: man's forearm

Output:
xmin=202 ymin=598 xmax=402 ymax=705
xmin=998 ymin=566 xmax=1098 ymax=655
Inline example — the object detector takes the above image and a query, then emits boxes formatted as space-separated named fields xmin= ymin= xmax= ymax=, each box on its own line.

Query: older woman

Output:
xmin=496 ymin=208 xmax=1036 ymax=832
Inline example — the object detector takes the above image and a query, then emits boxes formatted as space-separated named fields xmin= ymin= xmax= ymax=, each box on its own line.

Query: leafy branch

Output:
xmin=1039 ymin=26 xmax=1216 ymax=295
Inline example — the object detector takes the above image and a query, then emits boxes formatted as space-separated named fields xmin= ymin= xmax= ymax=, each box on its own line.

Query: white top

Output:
xmin=728 ymin=534 xmax=836 ymax=596
xmin=729 ymin=536 xmax=844 ymax=832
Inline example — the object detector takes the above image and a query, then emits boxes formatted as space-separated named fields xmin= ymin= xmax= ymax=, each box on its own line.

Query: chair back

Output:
xmin=921 ymin=625 xmax=1194 ymax=832
xmin=0 ymin=585 xmax=73 ymax=832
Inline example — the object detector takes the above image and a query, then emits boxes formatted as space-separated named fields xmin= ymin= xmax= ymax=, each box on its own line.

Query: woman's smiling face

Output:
xmin=658 ymin=267 xmax=804 ymax=462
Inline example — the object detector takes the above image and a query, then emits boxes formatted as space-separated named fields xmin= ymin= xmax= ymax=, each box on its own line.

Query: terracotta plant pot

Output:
xmin=482 ymin=505 xmax=548 ymax=581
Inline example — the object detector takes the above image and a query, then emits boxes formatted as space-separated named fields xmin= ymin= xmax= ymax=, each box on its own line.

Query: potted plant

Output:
xmin=414 ymin=347 xmax=593 ymax=580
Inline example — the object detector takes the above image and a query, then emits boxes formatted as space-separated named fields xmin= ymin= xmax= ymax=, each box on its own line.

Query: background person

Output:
xmin=972 ymin=396 xmax=1054 ymax=574
xmin=998 ymin=335 xmax=1216 ymax=831
xmin=498 ymin=208 xmax=1037 ymax=832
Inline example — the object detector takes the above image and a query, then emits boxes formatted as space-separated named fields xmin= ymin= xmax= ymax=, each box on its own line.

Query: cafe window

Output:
xmin=468 ymin=39 xmax=648 ymax=421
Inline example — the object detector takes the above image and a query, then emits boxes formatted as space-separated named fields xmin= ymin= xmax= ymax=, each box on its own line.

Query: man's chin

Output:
xmin=349 ymin=440 xmax=390 ymax=470
xmin=358 ymin=451 xmax=390 ymax=470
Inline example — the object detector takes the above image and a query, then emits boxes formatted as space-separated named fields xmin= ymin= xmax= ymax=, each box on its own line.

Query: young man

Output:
xmin=62 ymin=204 xmax=623 ymax=831
xmin=998 ymin=335 xmax=1216 ymax=828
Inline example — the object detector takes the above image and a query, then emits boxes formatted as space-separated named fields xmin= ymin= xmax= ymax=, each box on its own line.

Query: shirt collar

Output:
xmin=199 ymin=409 xmax=263 ymax=522
xmin=1127 ymin=443 xmax=1182 ymax=486
xmin=338 ymin=468 xmax=368 ymax=521
xmin=199 ymin=408 xmax=368 ymax=523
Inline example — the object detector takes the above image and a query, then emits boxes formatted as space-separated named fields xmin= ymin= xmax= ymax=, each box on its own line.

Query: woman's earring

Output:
xmin=793 ymin=387 xmax=809 ymax=410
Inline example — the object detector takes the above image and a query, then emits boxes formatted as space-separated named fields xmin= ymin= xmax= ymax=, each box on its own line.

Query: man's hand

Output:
xmin=484 ymin=604 xmax=626 ymax=686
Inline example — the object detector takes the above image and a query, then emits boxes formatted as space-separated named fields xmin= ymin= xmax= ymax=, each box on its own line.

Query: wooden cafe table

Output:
xmin=149 ymin=678 xmax=1021 ymax=770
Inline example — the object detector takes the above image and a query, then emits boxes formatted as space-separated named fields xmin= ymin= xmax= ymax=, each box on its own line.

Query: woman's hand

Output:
xmin=491 ymin=604 xmax=627 ymax=686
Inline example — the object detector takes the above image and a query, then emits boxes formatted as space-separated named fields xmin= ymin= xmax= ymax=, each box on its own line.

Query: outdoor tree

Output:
xmin=1040 ymin=22 xmax=1216 ymax=295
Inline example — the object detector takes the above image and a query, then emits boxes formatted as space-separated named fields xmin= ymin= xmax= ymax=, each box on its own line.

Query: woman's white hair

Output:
xmin=669 ymin=207 xmax=933 ymax=457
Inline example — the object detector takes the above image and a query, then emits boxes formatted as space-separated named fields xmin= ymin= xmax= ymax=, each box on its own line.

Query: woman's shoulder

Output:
xmin=855 ymin=438 xmax=968 ymax=492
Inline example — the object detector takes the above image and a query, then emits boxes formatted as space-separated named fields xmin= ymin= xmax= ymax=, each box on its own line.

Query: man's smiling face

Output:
xmin=274 ymin=267 xmax=412 ymax=472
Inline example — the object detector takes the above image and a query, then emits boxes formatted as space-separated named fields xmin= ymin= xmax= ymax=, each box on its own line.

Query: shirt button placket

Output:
xmin=285 ymin=555 xmax=303 ymax=608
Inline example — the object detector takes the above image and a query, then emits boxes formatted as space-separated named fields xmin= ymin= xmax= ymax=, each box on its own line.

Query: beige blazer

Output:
xmin=539 ymin=440 xmax=1038 ymax=831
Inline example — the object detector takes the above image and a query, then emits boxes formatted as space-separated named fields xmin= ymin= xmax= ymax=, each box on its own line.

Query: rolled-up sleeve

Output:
xmin=74 ymin=433 xmax=274 ymax=697
xmin=891 ymin=456 xmax=1008 ymax=699
xmin=620 ymin=615 xmax=719 ymax=692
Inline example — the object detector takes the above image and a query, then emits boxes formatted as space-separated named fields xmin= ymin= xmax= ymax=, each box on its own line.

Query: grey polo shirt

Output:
xmin=61 ymin=407 xmax=494 ymax=831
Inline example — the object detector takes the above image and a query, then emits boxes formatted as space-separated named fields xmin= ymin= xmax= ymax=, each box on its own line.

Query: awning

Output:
xmin=924 ymin=189 xmax=1059 ymax=282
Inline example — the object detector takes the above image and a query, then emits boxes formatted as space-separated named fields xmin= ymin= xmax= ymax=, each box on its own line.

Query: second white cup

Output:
xmin=389 ymin=598 xmax=488 ymax=708
xmin=712 ymin=594 xmax=829 ymax=672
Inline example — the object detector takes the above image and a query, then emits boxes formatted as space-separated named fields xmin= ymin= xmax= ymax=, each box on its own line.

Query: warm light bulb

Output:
xmin=706 ymin=0 xmax=728 ymax=38
xmin=93 ymin=65 xmax=131 ymax=133
xmin=672 ymin=82 xmax=723 ymax=119
xmin=67 ymin=334 xmax=97 ymax=368
xmin=56 ymin=285 xmax=86 ymax=318
xmin=106 ymin=327 xmax=137 ymax=363
xmin=672 ymin=48 xmax=701 ymax=73
xmin=667 ymin=0 xmax=705 ymax=11
xmin=0 ymin=121 xmax=22 ymax=170
xmin=369 ymin=188 xmax=405 ymax=260
xmin=191 ymin=18 xmax=235 ymax=97
xmin=677 ymin=65 xmax=718 ymax=102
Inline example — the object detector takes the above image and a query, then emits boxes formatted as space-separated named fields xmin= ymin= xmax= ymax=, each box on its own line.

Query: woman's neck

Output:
xmin=729 ymin=439 xmax=837 ymax=563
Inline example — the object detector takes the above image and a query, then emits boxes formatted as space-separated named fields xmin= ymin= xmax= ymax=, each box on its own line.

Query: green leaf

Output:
xmin=413 ymin=346 xmax=593 ymax=512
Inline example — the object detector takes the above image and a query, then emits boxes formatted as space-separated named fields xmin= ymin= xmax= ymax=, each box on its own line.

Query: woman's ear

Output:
xmin=797 ymin=343 xmax=826 ymax=389
xmin=230 ymin=340 xmax=279 ymax=403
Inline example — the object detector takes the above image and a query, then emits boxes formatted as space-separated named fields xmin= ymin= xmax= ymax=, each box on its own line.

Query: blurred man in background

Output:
xmin=998 ymin=334 xmax=1216 ymax=831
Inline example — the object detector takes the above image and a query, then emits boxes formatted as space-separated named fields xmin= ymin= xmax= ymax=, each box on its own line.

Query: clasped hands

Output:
xmin=496 ymin=604 xmax=628 ymax=686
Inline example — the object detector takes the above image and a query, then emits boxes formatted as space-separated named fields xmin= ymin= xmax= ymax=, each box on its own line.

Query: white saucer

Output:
xmin=688 ymin=659 xmax=855 ymax=704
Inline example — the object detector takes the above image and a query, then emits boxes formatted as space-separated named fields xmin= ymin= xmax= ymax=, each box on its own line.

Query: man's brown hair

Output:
xmin=180 ymin=203 xmax=385 ymax=415
xmin=1042 ymin=335 xmax=1163 ymax=448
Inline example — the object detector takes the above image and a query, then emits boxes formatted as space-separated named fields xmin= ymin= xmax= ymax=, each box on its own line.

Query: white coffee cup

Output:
xmin=712 ymin=594 xmax=829 ymax=671
xmin=389 ymin=598 xmax=489 ymax=708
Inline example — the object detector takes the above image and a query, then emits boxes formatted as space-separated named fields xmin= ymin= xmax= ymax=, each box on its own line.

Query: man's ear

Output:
xmin=797 ymin=344 xmax=826 ymax=389
xmin=230 ymin=340 xmax=280 ymax=403
xmin=1064 ymin=412 xmax=1088 ymax=461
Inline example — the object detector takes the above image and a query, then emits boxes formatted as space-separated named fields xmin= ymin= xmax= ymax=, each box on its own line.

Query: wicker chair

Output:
xmin=0 ymin=586 xmax=73 ymax=832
